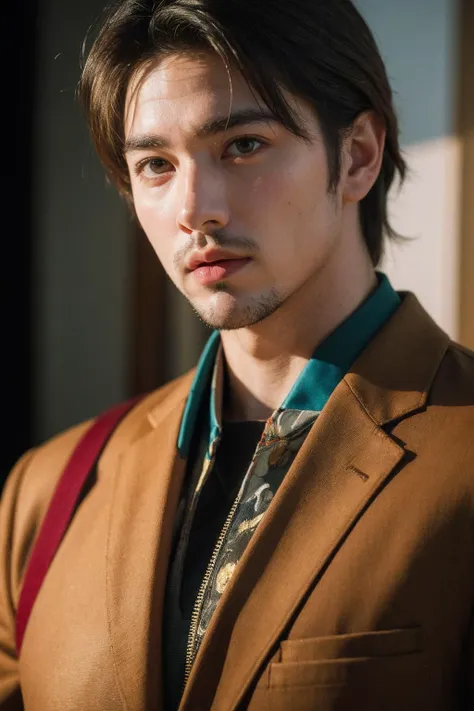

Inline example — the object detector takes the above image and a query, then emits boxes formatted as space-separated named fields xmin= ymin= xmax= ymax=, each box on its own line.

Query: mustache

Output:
xmin=173 ymin=230 xmax=259 ymax=269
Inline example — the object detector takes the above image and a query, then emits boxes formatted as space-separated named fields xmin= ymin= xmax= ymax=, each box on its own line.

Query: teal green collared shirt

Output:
xmin=178 ymin=272 xmax=401 ymax=458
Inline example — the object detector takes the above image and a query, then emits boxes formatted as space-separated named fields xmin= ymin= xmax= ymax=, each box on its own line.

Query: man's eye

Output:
xmin=225 ymin=138 xmax=264 ymax=157
xmin=136 ymin=158 xmax=171 ymax=178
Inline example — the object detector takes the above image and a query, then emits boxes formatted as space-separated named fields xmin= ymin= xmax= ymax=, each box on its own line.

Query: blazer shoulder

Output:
xmin=427 ymin=341 xmax=474 ymax=446
xmin=5 ymin=368 xmax=195 ymax=503
xmin=434 ymin=340 xmax=474 ymax=396
xmin=448 ymin=340 xmax=474 ymax=366
xmin=0 ymin=370 xmax=195 ymax=598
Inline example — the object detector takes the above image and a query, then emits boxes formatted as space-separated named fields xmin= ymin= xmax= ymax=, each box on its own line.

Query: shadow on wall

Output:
xmin=2 ymin=1 xmax=37 ymax=484
xmin=456 ymin=0 xmax=474 ymax=350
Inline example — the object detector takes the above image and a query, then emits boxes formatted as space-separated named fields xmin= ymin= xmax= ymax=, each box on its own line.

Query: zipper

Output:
xmin=183 ymin=461 xmax=253 ymax=686
xmin=181 ymin=414 xmax=318 ymax=688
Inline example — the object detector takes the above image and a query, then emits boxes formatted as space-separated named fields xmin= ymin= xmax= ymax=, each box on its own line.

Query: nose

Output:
xmin=176 ymin=159 xmax=230 ymax=235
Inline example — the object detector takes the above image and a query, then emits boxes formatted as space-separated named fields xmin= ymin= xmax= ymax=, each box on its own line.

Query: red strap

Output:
xmin=15 ymin=396 xmax=143 ymax=654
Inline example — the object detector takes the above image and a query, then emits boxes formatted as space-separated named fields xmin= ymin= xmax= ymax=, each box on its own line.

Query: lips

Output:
xmin=188 ymin=255 xmax=252 ymax=286
xmin=186 ymin=249 xmax=247 ymax=272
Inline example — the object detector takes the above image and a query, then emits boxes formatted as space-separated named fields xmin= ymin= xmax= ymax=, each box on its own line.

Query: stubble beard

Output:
xmin=188 ymin=283 xmax=283 ymax=331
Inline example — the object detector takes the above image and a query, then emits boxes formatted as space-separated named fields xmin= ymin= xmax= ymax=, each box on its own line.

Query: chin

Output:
xmin=189 ymin=288 xmax=283 ymax=331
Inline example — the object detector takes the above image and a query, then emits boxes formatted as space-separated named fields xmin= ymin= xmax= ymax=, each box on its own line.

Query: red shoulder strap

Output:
xmin=15 ymin=396 xmax=144 ymax=655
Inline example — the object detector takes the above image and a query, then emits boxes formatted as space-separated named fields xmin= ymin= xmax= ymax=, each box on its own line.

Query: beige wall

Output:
xmin=357 ymin=0 xmax=462 ymax=340
xmin=458 ymin=0 xmax=474 ymax=349
xmin=383 ymin=137 xmax=462 ymax=339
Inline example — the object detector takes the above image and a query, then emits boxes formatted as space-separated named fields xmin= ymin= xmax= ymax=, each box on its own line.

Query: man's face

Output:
xmin=124 ymin=52 xmax=345 ymax=330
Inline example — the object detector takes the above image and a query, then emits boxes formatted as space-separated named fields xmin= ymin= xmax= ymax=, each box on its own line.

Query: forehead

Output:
xmin=124 ymin=52 xmax=263 ymax=139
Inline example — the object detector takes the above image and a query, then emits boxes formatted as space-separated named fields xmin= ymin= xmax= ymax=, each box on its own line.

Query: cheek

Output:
xmin=253 ymin=163 xmax=337 ymax=279
xmin=249 ymin=149 xmax=329 ymax=228
xmin=133 ymin=193 xmax=176 ymax=266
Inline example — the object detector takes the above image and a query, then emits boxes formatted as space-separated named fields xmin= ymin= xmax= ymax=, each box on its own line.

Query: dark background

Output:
xmin=2 ymin=2 xmax=38 ymax=479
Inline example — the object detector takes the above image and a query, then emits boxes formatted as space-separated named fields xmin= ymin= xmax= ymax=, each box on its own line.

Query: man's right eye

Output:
xmin=135 ymin=157 xmax=172 ymax=178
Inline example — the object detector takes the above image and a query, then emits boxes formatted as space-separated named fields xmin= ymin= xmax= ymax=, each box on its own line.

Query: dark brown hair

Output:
xmin=79 ymin=0 xmax=407 ymax=265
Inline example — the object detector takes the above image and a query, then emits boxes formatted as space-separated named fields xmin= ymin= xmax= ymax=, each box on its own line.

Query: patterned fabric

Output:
xmin=173 ymin=272 xmax=402 ymax=676
xmin=187 ymin=349 xmax=320 ymax=666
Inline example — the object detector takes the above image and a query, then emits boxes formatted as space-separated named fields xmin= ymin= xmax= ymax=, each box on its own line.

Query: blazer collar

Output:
xmin=344 ymin=292 xmax=450 ymax=426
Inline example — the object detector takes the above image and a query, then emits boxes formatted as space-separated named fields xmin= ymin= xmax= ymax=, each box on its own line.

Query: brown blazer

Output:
xmin=1 ymin=293 xmax=474 ymax=711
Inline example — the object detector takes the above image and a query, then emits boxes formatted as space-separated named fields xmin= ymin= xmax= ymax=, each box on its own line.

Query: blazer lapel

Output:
xmin=104 ymin=374 xmax=193 ymax=711
xmin=178 ymin=381 xmax=405 ymax=711
xmin=179 ymin=294 xmax=450 ymax=711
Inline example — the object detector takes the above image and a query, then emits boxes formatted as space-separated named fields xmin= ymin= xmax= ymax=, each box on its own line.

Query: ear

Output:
xmin=341 ymin=111 xmax=386 ymax=204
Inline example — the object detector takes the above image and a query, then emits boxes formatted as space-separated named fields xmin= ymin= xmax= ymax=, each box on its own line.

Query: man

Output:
xmin=1 ymin=0 xmax=473 ymax=709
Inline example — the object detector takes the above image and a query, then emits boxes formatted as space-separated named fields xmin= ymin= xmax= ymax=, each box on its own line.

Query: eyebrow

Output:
xmin=123 ymin=108 xmax=281 ymax=153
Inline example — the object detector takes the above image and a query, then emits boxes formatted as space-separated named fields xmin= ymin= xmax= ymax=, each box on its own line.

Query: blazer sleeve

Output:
xmin=0 ymin=450 xmax=37 ymax=711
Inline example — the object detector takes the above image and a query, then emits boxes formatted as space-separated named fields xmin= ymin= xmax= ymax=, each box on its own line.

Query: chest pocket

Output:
xmin=248 ymin=627 xmax=424 ymax=711
xmin=278 ymin=626 xmax=421 ymax=664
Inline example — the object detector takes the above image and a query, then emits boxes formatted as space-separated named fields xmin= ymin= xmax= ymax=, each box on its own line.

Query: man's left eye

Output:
xmin=226 ymin=138 xmax=263 ymax=157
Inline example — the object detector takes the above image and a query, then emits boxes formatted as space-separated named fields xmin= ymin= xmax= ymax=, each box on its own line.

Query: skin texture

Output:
xmin=124 ymin=52 xmax=385 ymax=420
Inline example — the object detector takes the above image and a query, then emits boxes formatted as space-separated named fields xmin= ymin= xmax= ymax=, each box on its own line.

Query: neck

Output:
xmin=220 ymin=235 xmax=377 ymax=422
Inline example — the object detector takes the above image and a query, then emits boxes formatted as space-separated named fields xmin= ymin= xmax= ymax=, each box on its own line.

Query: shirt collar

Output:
xmin=177 ymin=272 xmax=401 ymax=458
xmin=282 ymin=272 xmax=400 ymax=411
xmin=177 ymin=329 xmax=220 ymax=457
